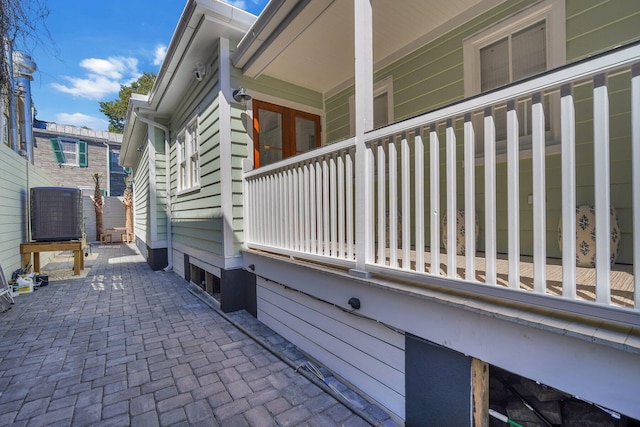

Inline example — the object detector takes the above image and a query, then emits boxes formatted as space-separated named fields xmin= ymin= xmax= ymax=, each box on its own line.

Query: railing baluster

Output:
xmin=507 ymin=101 xmax=521 ymax=290
xmin=301 ymin=162 xmax=311 ymax=252
xmin=368 ymin=142 xmax=376 ymax=264
xmin=401 ymin=133 xmax=411 ymax=269
xmin=288 ymin=169 xmax=295 ymax=249
xmin=323 ymin=156 xmax=330 ymax=255
xmin=464 ymin=114 xmax=476 ymax=281
xmin=261 ymin=176 xmax=267 ymax=245
xmin=389 ymin=137 xmax=399 ymax=268
xmin=299 ymin=165 xmax=306 ymax=251
xmin=593 ymin=74 xmax=611 ymax=304
xmin=446 ymin=119 xmax=457 ymax=278
xmin=316 ymin=160 xmax=324 ymax=254
xmin=292 ymin=168 xmax=300 ymax=251
xmin=277 ymin=172 xmax=284 ymax=248
xmin=309 ymin=162 xmax=317 ymax=255
xmin=430 ymin=124 xmax=440 ymax=275
xmin=484 ymin=108 xmax=497 ymax=285
xmin=267 ymin=175 xmax=274 ymax=245
xmin=415 ymin=129 xmax=425 ymax=273
xmin=330 ymin=154 xmax=337 ymax=257
xmin=377 ymin=141 xmax=386 ymax=265
xmin=263 ymin=176 xmax=270 ymax=245
xmin=346 ymin=149 xmax=354 ymax=260
xmin=532 ymin=92 xmax=547 ymax=294
xmin=254 ymin=179 xmax=259 ymax=244
xmin=632 ymin=63 xmax=640 ymax=309
xmin=561 ymin=85 xmax=576 ymax=299
xmin=338 ymin=153 xmax=345 ymax=258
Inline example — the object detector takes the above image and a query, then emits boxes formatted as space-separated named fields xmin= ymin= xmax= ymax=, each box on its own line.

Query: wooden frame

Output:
xmin=20 ymin=240 xmax=85 ymax=276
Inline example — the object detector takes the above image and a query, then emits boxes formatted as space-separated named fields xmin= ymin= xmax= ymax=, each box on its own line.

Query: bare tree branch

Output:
xmin=1 ymin=0 xmax=52 ymax=95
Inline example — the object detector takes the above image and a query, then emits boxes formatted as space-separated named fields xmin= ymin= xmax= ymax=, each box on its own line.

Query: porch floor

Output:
xmin=377 ymin=250 xmax=635 ymax=308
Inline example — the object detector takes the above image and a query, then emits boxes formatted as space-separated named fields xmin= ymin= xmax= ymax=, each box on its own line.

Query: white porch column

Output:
xmin=350 ymin=0 xmax=374 ymax=277
xmin=220 ymin=38 xmax=235 ymax=264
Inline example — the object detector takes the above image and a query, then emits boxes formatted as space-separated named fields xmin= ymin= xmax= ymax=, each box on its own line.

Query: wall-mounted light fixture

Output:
xmin=136 ymin=144 xmax=145 ymax=152
xmin=194 ymin=62 xmax=208 ymax=81
xmin=232 ymin=87 xmax=252 ymax=107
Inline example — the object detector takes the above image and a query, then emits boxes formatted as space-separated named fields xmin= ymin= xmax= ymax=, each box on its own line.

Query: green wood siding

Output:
xmin=134 ymin=146 xmax=150 ymax=243
xmin=170 ymin=43 xmax=226 ymax=257
xmin=566 ymin=0 xmax=640 ymax=60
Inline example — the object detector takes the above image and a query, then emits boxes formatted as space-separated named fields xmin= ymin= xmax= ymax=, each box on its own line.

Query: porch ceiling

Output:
xmin=233 ymin=0 xmax=496 ymax=95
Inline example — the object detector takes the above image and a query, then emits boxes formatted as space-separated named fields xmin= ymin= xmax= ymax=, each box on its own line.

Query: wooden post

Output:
xmin=472 ymin=358 xmax=489 ymax=427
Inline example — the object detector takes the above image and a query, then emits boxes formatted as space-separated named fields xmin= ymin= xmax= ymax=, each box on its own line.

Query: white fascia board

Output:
xmin=122 ymin=95 xmax=151 ymax=167
xmin=196 ymin=0 xmax=256 ymax=29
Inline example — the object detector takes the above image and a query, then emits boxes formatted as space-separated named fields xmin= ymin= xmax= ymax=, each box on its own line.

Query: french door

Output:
xmin=253 ymin=100 xmax=321 ymax=168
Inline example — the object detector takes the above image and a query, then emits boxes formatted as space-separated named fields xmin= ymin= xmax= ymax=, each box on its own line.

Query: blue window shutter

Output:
xmin=78 ymin=141 xmax=88 ymax=167
xmin=50 ymin=138 xmax=65 ymax=164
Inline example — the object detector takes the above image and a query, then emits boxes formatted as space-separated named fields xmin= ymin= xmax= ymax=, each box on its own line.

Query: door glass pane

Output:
xmin=480 ymin=37 xmax=509 ymax=91
xmin=258 ymin=108 xmax=283 ymax=166
xmin=295 ymin=117 xmax=317 ymax=154
xmin=373 ymin=92 xmax=388 ymax=128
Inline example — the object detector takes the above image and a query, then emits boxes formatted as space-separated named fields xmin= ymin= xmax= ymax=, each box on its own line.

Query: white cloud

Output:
xmin=51 ymin=56 xmax=140 ymax=100
xmin=81 ymin=58 xmax=123 ymax=79
xmin=224 ymin=0 xmax=246 ymax=9
xmin=52 ymin=75 xmax=121 ymax=100
xmin=55 ymin=113 xmax=108 ymax=131
xmin=153 ymin=44 xmax=167 ymax=66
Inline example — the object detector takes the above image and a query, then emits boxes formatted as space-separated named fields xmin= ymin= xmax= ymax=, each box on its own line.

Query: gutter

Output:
xmin=133 ymin=111 xmax=173 ymax=271
xmin=100 ymin=142 xmax=111 ymax=196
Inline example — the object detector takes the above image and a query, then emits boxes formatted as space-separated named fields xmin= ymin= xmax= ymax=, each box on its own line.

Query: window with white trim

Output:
xmin=463 ymin=0 xmax=565 ymax=157
xmin=50 ymin=137 xmax=88 ymax=167
xmin=177 ymin=118 xmax=199 ymax=192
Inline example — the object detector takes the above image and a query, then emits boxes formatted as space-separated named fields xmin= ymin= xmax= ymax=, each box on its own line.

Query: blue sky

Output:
xmin=25 ymin=0 xmax=268 ymax=131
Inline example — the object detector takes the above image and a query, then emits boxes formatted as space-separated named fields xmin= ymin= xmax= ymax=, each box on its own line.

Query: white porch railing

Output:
xmin=244 ymin=42 xmax=640 ymax=312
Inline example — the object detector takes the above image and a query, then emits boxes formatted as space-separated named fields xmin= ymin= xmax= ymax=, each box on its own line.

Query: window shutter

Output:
xmin=78 ymin=141 xmax=88 ymax=167
xmin=50 ymin=138 xmax=65 ymax=164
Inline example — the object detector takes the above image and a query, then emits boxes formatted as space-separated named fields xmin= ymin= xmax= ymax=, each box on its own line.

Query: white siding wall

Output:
xmin=256 ymin=277 xmax=406 ymax=419
xmin=0 ymin=143 xmax=56 ymax=273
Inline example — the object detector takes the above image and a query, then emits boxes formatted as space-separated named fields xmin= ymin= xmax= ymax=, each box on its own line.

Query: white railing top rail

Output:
xmin=244 ymin=137 xmax=355 ymax=179
xmin=364 ymin=42 xmax=640 ymax=143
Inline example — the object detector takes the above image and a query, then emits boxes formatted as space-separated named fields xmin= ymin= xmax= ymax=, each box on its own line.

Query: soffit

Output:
xmin=236 ymin=0 xmax=493 ymax=94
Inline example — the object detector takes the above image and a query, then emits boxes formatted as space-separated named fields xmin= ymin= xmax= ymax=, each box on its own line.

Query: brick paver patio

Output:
xmin=0 ymin=243 xmax=394 ymax=426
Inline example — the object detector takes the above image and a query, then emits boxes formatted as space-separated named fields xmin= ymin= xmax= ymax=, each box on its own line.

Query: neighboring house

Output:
xmin=33 ymin=121 xmax=128 ymax=196
xmin=122 ymin=0 xmax=640 ymax=424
